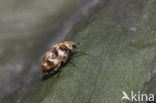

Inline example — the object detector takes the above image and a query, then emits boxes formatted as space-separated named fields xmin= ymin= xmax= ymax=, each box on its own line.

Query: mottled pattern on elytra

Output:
xmin=41 ymin=41 xmax=75 ymax=76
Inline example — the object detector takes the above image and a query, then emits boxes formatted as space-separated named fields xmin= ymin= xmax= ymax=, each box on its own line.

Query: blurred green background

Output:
xmin=1 ymin=0 xmax=156 ymax=103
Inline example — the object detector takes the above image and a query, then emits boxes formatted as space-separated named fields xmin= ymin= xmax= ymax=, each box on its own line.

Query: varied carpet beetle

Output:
xmin=41 ymin=41 xmax=76 ymax=79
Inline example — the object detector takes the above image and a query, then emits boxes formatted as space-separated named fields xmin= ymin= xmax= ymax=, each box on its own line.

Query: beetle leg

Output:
xmin=56 ymin=61 xmax=64 ymax=78
xmin=72 ymin=50 xmax=104 ymax=60
xmin=71 ymin=50 xmax=88 ymax=56
xmin=70 ymin=59 xmax=80 ymax=69
xmin=56 ymin=69 xmax=62 ymax=78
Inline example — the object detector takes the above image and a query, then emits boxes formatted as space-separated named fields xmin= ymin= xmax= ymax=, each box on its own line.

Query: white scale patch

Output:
xmin=47 ymin=52 xmax=56 ymax=58
xmin=64 ymin=44 xmax=72 ymax=49
xmin=43 ymin=63 xmax=47 ymax=66
xmin=58 ymin=50 xmax=67 ymax=56
xmin=49 ymin=59 xmax=59 ymax=64
xmin=49 ymin=53 xmax=53 ymax=56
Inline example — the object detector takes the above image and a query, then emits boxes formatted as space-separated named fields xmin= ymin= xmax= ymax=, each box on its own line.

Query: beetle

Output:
xmin=41 ymin=41 xmax=76 ymax=79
